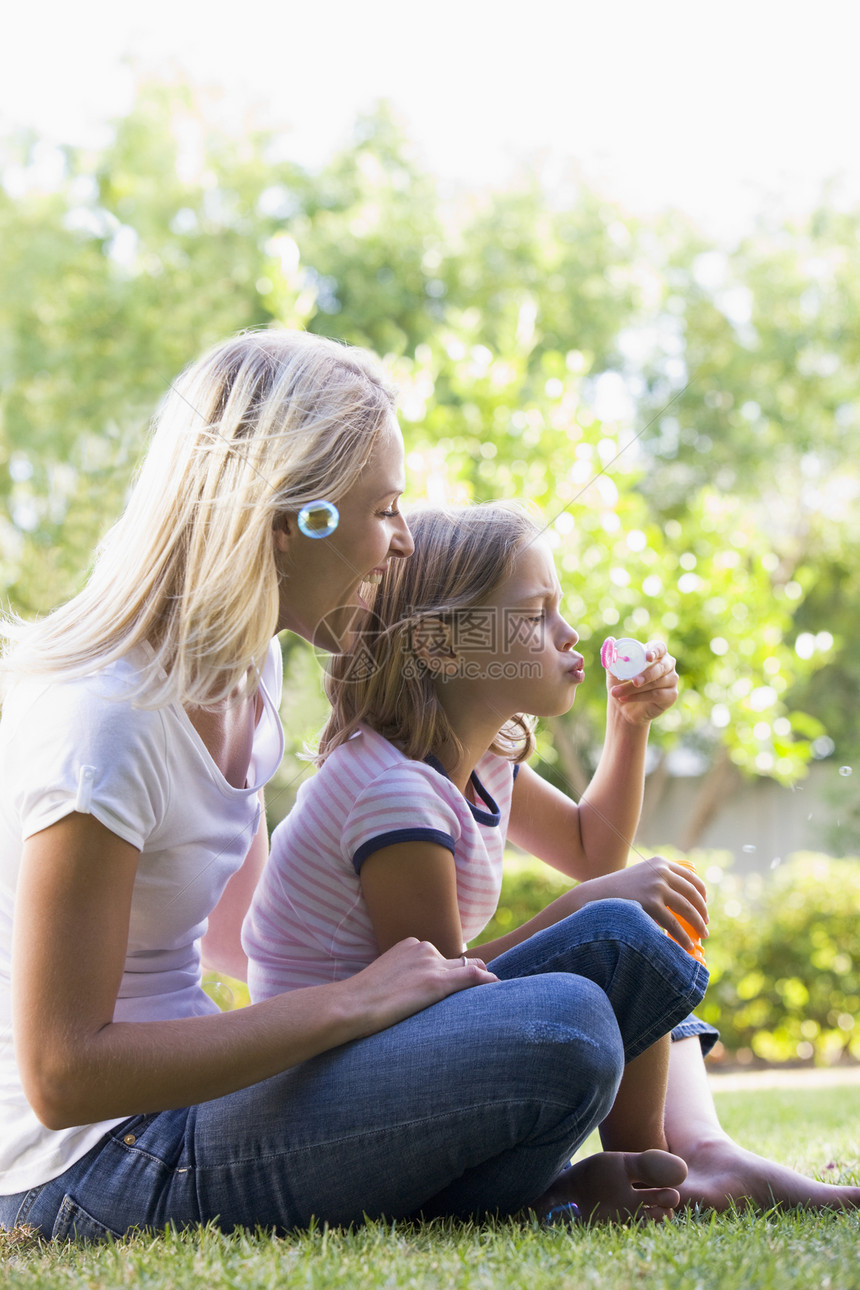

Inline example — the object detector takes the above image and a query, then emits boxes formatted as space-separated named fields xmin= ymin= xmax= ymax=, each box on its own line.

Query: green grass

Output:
xmin=3 ymin=1084 xmax=860 ymax=1290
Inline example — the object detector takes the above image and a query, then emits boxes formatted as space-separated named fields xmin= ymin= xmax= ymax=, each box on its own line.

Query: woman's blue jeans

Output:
xmin=0 ymin=899 xmax=707 ymax=1239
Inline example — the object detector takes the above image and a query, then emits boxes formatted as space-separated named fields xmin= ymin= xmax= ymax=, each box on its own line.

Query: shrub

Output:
xmin=476 ymin=849 xmax=860 ymax=1066
xmin=695 ymin=851 xmax=860 ymax=1064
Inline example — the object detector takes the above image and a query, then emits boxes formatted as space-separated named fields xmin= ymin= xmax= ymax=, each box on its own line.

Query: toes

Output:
xmin=638 ymin=1204 xmax=676 ymax=1224
xmin=630 ymin=1149 xmax=688 ymax=1189
xmin=632 ymin=1186 xmax=682 ymax=1210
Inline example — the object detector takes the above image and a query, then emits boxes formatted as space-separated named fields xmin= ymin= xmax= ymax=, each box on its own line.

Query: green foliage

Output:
xmin=640 ymin=208 xmax=860 ymax=503
xmin=388 ymin=334 xmax=826 ymax=789
xmin=477 ymin=851 xmax=860 ymax=1066
xmin=2 ymin=76 xmax=859 ymax=840
xmin=698 ymin=852 xmax=860 ymax=1065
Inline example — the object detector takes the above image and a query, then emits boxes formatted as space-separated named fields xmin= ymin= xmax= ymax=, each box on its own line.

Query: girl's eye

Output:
xmin=379 ymin=506 xmax=400 ymax=518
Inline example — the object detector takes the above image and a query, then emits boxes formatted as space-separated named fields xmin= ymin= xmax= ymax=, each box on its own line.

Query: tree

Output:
xmin=0 ymin=78 xmax=849 ymax=846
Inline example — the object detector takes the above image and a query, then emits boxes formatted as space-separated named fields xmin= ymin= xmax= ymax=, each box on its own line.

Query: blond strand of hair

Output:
xmin=1 ymin=329 xmax=396 ymax=707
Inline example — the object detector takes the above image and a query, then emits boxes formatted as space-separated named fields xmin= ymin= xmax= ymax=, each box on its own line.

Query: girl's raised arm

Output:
xmin=507 ymin=641 xmax=679 ymax=880
xmin=495 ymin=765 xmax=708 ymax=957
xmin=13 ymin=814 xmax=492 ymax=1130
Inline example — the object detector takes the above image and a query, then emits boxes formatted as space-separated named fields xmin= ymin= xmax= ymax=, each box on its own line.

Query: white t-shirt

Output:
xmin=243 ymin=724 xmax=516 ymax=1000
xmin=0 ymin=641 xmax=284 ymax=1194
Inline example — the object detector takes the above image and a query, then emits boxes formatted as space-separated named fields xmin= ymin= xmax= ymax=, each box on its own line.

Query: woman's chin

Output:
xmin=310 ymin=603 xmax=366 ymax=655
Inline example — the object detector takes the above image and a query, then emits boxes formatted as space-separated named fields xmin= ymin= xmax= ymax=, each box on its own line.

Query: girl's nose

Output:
xmin=560 ymin=622 xmax=579 ymax=650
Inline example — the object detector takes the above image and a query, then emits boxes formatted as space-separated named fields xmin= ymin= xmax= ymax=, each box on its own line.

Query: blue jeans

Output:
xmin=0 ymin=899 xmax=707 ymax=1239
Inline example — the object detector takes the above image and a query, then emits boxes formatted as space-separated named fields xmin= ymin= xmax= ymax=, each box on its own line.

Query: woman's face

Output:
xmin=275 ymin=415 xmax=414 ymax=649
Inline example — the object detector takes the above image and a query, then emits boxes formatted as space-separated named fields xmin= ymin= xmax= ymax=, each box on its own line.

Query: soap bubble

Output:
xmin=839 ymin=766 xmax=853 ymax=777
xmin=298 ymin=499 xmax=340 ymax=539
xmin=742 ymin=844 xmax=757 ymax=853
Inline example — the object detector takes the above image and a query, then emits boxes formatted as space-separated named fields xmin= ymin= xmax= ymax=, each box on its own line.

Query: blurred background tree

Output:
xmin=1 ymin=79 xmax=857 ymax=847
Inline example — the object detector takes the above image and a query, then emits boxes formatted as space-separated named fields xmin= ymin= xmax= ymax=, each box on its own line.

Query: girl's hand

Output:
xmin=607 ymin=639 xmax=678 ymax=726
xmin=578 ymin=857 xmax=708 ymax=953
xmin=339 ymin=938 xmax=498 ymax=1037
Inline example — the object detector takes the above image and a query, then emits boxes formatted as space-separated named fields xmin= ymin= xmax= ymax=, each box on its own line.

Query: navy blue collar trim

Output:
xmin=423 ymin=753 xmax=502 ymax=827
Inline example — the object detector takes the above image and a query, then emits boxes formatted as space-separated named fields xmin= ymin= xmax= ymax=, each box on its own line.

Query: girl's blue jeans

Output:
xmin=0 ymin=899 xmax=709 ymax=1239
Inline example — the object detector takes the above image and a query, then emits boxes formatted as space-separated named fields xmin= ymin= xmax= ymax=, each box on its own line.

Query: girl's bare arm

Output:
xmin=507 ymin=642 xmax=679 ymax=879
xmin=360 ymin=841 xmax=466 ymax=958
xmin=359 ymin=833 xmax=706 ymax=962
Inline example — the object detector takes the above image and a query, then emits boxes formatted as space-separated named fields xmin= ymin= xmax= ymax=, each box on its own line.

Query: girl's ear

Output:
xmin=411 ymin=617 xmax=459 ymax=677
xmin=273 ymin=515 xmax=291 ymax=554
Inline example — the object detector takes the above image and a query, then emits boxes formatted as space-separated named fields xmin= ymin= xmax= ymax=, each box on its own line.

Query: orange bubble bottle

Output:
xmin=667 ymin=858 xmax=707 ymax=967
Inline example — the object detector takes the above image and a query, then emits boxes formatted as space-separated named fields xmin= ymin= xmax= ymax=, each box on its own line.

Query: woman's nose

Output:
xmin=390 ymin=514 xmax=414 ymax=559
xmin=560 ymin=621 xmax=579 ymax=650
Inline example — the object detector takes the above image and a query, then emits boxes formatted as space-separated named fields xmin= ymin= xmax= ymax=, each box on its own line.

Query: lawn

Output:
xmin=2 ymin=1082 xmax=859 ymax=1290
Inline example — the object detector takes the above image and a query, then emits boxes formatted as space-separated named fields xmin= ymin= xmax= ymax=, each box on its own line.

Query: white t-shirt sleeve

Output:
xmin=343 ymin=763 xmax=463 ymax=873
xmin=260 ymin=637 xmax=283 ymax=706
xmin=6 ymin=678 xmax=170 ymax=851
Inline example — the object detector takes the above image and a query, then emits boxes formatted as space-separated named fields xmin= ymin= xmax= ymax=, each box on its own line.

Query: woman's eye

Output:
xmin=379 ymin=506 xmax=400 ymax=518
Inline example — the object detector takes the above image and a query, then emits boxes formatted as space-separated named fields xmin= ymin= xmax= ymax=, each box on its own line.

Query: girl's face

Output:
xmin=275 ymin=415 xmax=414 ymax=649
xmin=444 ymin=537 xmax=583 ymax=722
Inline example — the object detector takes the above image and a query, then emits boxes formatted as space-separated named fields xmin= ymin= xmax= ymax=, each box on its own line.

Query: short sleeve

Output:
xmin=2 ymin=673 xmax=170 ymax=851
xmin=343 ymin=762 xmax=463 ymax=873
xmin=247 ymin=639 xmax=285 ymax=790
xmin=260 ymin=637 xmax=283 ymax=707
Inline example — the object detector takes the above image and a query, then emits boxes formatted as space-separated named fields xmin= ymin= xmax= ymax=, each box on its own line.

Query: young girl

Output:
xmin=243 ymin=501 xmax=712 ymax=1209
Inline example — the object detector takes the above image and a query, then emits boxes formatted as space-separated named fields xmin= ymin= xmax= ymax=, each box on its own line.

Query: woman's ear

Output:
xmin=410 ymin=617 xmax=459 ymax=677
xmin=273 ymin=515 xmax=291 ymax=554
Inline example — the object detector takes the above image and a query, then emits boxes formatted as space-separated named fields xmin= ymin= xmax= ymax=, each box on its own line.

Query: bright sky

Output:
xmin=2 ymin=0 xmax=859 ymax=240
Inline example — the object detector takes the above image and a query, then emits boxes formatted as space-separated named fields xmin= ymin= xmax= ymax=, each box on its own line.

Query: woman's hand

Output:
xmin=607 ymin=640 xmax=679 ymax=726
xmin=577 ymin=856 xmax=708 ymax=953
xmin=338 ymin=938 xmax=498 ymax=1038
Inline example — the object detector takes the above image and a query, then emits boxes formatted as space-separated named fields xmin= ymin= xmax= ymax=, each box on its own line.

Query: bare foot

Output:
xmin=535 ymin=1149 xmax=688 ymax=1225
xmin=678 ymin=1136 xmax=860 ymax=1213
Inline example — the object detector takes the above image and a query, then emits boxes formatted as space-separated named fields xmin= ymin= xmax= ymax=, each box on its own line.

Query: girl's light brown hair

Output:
xmin=317 ymin=502 xmax=541 ymax=766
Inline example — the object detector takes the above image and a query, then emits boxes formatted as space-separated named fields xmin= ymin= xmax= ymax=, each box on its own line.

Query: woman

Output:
xmin=0 ymin=330 xmax=704 ymax=1238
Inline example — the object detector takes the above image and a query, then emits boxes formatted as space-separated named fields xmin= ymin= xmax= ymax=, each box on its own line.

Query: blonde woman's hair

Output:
xmin=317 ymin=502 xmax=540 ymax=766
xmin=1 ymin=329 xmax=397 ymax=706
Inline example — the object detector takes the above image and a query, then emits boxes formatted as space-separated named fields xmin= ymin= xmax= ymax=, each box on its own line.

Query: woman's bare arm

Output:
xmin=12 ymin=813 xmax=494 ymax=1130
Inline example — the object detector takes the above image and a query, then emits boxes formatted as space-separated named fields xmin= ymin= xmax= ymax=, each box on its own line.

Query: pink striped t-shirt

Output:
xmin=242 ymin=724 xmax=516 ymax=999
